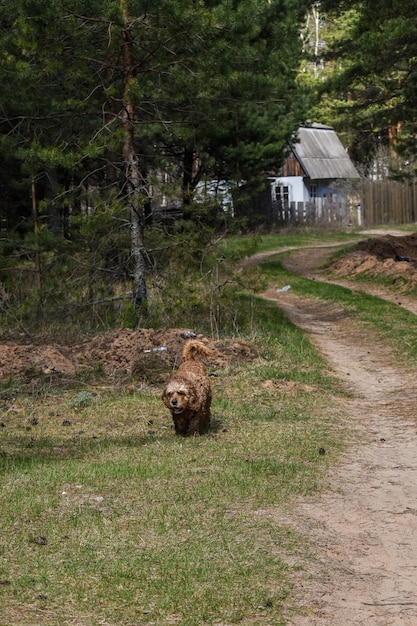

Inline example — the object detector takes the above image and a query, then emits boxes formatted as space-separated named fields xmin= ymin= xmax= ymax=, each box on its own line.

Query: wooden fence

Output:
xmin=360 ymin=180 xmax=417 ymax=226
xmin=273 ymin=181 xmax=417 ymax=228
xmin=275 ymin=197 xmax=351 ymax=227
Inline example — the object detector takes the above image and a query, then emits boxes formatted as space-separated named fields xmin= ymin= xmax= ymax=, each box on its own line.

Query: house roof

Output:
xmin=291 ymin=123 xmax=360 ymax=180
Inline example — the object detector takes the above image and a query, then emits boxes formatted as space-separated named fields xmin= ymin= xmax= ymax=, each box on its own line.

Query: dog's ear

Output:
xmin=161 ymin=387 xmax=169 ymax=405
xmin=161 ymin=382 xmax=174 ymax=401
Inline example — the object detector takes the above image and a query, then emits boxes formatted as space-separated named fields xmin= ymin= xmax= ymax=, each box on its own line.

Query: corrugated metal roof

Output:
xmin=292 ymin=124 xmax=360 ymax=180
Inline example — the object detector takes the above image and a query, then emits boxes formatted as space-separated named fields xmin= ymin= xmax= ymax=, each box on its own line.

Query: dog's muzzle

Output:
xmin=170 ymin=399 xmax=182 ymax=413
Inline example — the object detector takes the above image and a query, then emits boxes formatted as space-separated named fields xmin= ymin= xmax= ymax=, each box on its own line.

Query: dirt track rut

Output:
xmin=259 ymin=243 xmax=417 ymax=625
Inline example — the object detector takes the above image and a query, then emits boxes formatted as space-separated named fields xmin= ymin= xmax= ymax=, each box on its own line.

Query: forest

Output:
xmin=0 ymin=0 xmax=416 ymax=333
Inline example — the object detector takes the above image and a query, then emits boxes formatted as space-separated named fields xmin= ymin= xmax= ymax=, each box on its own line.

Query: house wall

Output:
xmin=270 ymin=176 xmax=347 ymax=203
xmin=269 ymin=176 xmax=308 ymax=203
xmin=308 ymin=180 xmax=342 ymax=200
xmin=282 ymin=154 xmax=304 ymax=177
xmin=195 ymin=179 xmax=234 ymax=213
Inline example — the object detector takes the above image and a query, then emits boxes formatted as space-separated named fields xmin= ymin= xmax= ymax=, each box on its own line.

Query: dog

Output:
xmin=162 ymin=340 xmax=213 ymax=436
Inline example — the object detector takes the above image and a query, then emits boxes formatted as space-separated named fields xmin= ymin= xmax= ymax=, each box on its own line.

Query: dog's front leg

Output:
xmin=186 ymin=413 xmax=209 ymax=436
xmin=173 ymin=414 xmax=189 ymax=436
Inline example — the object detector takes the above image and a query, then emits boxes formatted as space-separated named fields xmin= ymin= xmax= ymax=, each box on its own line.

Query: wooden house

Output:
xmin=235 ymin=123 xmax=361 ymax=226
xmin=271 ymin=122 xmax=360 ymax=208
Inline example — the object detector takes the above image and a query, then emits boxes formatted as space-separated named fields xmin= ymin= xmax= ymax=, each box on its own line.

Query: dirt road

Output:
xmin=261 ymin=244 xmax=417 ymax=625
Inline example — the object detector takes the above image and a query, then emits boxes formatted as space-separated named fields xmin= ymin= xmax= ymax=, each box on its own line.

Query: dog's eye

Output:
xmin=177 ymin=391 xmax=186 ymax=396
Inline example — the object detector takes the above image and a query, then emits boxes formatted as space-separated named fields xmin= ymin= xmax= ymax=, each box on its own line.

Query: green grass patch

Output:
xmin=218 ymin=228 xmax=362 ymax=258
xmin=0 ymin=294 xmax=342 ymax=626
xmin=4 ymin=229 xmax=415 ymax=625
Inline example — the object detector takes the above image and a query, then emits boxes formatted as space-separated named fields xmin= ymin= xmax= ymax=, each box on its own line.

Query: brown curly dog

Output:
xmin=161 ymin=340 xmax=213 ymax=436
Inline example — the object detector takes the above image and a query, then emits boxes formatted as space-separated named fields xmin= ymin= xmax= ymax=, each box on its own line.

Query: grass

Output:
xmin=0 ymin=294 xmax=343 ymax=626
xmin=2 ymin=227 xmax=417 ymax=625
xmin=0 ymin=413 xmax=335 ymax=625
xmin=259 ymin=253 xmax=417 ymax=365
xmin=218 ymin=227 xmax=363 ymax=258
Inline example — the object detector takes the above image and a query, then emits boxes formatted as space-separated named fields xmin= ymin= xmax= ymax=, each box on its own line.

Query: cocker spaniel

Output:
xmin=162 ymin=340 xmax=213 ymax=436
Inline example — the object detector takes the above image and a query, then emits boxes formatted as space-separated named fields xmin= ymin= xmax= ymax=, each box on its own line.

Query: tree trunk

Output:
xmin=120 ymin=0 xmax=148 ymax=310
xmin=182 ymin=147 xmax=194 ymax=209
xmin=31 ymin=175 xmax=43 ymax=323
xmin=182 ymin=147 xmax=202 ymax=217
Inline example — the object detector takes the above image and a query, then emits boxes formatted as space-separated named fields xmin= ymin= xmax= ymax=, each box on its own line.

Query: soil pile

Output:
xmin=330 ymin=232 xmax=417 ymax=288
xmin=0 ymin=328 xmax=257 ymax=384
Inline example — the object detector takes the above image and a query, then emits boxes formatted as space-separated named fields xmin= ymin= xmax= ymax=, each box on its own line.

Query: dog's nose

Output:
xmin=171 ymin=399 xmax=178 ymax=406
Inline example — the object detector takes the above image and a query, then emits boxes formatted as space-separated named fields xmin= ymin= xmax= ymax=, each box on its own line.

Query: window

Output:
xmin=275 ymin=185 xmax=289 ymax=207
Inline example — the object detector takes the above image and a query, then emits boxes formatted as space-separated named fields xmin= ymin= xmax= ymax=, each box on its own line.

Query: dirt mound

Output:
xmin=356 ymin=232 xmax=417 ymax=261
xmin=0 ymin=328 xmax=257 ymax=384
xmin=330 ymin=232 xmax=417 ymax=288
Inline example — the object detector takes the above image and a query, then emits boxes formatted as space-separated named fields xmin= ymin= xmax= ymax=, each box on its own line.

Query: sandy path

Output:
xmin=259 ymin=244 xmax=417 ymax=625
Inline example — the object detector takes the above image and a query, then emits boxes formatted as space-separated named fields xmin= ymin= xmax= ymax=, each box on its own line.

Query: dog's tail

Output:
xmin=182 ymin=340 xmax=214 ymax=362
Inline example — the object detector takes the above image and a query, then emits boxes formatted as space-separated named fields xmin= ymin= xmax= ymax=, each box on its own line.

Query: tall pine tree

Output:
xmin=0 ymin=0 xmax=311 ymax=315
xmin=314 ymin=0 xmax=417 ymax=172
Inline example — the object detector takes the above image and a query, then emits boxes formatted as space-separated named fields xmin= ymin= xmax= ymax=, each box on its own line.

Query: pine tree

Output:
xmin=314 ymin=0 xmax=417 ymax=172
xmin=0 ymin=0 xmax=311 ymax=318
